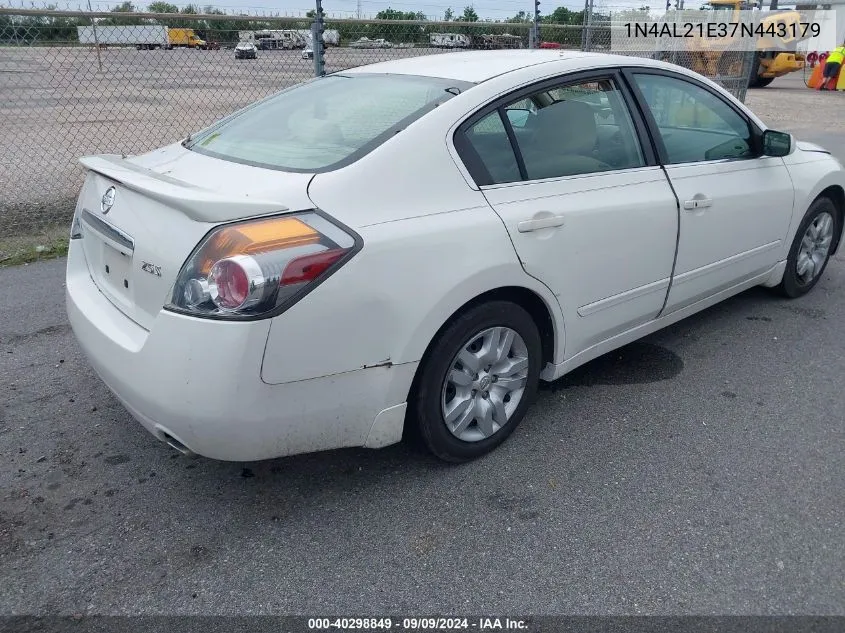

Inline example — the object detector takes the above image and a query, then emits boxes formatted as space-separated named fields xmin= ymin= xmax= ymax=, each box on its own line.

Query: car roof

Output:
xmin=341 ymin=50 xmax=674 ymax=83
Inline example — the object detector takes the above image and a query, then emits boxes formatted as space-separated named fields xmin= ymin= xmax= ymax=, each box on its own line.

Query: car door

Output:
xmin=454 ymin=71 xmax=679 ymax=357
xmin=625 ymin=70 xmax=795 ymax=314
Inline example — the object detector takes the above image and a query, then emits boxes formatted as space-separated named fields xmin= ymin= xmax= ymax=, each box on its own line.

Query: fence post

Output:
xmin=531 ymin=0 xmax=540 ymax=48
xmin=583 ymin=0 xmax=594 ymax=51
xmin=312 ymin=0 xmax=325 ymax=77
xmin=87 ymin=0 xmax=103 ymax=72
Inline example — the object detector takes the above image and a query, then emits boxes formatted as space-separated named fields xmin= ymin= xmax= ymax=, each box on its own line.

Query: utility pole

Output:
xmin=312 ymin=0 xmax=325 ymax=77
xmin=87 ymin=0 xmax=102 ymax=72
xmin=581 ymin=0 xmax=589 ymax=50
xmin=584 ymin=0 xmax=594 ymax=50
xmin=531 ymin=0 xmax=541 ymax=47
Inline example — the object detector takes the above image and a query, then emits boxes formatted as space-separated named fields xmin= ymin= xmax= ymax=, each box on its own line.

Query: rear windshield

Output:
xmin=185 ymin=73 xmax=473 ymax=172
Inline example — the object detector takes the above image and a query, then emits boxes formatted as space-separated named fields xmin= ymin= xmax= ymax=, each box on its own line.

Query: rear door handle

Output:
xmin=683 ymin=198 xmax=713 ymax=210
xmin=517 ymin=215 xmax=566 ymax=233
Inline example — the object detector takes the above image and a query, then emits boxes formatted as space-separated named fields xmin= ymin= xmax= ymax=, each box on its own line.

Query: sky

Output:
xmin=71 ymin=0 xmax=704 ymax=21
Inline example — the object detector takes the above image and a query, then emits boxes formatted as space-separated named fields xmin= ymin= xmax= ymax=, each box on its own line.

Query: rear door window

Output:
xmin=457 ymin=76 xmax=646 ymax=185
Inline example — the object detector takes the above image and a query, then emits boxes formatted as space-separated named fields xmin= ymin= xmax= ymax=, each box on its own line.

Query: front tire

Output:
xmin=750 ymin=76 xmax=775 ymax=88
xmin=411 ymin=301 xmax=542 ymax=462
xmin=778 ymin=196 xmax=840 ymax=298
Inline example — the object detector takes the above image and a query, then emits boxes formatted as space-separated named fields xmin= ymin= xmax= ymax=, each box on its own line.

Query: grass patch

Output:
xmin=0 ymin=226 xmax=70 ymax=268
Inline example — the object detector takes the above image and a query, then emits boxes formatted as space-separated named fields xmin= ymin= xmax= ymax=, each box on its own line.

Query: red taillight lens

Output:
xmin=167 ymin=211 xmax=358 ymax=320
xmin=281 ymin=248 xmax=347 ymax=286
xmin=209 ymin=258 xmax=250 ymax=310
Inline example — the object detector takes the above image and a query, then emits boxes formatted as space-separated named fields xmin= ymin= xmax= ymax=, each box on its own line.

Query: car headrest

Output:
xmin=532 ymin=99 xmax=597 ymax=155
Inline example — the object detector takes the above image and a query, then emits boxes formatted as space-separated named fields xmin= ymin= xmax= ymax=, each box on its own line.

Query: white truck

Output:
xmin=430 ymin=32 xmax=471 ymax=48
xmin=255 ymin=29 xmax=307 ymax=50
xmin=77 ymin=25 xmax=169 ymax=50
xmin=294 ymin=29 xmax=340 ymax=47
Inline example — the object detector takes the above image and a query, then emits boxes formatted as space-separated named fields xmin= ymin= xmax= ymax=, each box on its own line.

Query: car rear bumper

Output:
xmin=65 ymin=240 xmax=416 ymax=461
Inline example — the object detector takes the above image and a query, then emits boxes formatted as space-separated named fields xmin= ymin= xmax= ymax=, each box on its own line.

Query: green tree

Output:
xmin=148 ymin=1 xmax=178 ymax=12
xmin=539 ymin=5 xmax=586 ymax=46
xmin=459 ymin=6 xmax=479 ymax=22
xmin=453 ymin=5 xmax=480 ymax=36
xmin=443 ymin=7 xmax=454 ymax=20
xmin=544 ymin=6 xmax=583 ymax=24
xmin=372 ymin=8 xmax=427 ymax=43
xmin=1 ymin=5 xmax=86 ymax=44
xmin=614 ymin=6 xmax=653 ymax=22
xmin=100 ymin=2 xmax=146 ymax=26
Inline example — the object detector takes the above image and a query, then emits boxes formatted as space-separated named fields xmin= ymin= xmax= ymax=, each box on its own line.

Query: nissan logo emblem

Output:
xmin=101 ymin=186 xmax=116 ymax=214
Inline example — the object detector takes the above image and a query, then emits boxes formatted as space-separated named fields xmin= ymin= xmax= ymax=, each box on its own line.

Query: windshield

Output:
xmin=186 ymin=74 xmax=473 ymax=172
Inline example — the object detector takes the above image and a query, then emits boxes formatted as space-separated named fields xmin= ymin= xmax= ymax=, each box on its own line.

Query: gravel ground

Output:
xmin=745 ymin=71 xmax=845 ymax=134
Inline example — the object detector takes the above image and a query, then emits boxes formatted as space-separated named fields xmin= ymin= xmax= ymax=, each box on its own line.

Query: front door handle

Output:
xmin=517 ymin=215 xmax=566 ymax=233
xmin=683 ymin=198 xmax=713 ymax=211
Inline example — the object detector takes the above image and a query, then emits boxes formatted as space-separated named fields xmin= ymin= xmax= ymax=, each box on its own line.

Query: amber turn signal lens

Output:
xmin=196 ymin=216 xmax=320 ymax=275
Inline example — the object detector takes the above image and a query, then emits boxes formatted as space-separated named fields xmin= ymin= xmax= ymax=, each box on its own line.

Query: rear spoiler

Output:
xmin=79 ymin=154 xmax=289 ymax=223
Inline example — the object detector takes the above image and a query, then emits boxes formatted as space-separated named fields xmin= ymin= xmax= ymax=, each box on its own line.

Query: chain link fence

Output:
xmin=0 ymin=3 xmax=755 ymax=245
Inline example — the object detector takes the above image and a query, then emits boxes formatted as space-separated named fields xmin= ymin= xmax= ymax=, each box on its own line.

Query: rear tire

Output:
xmin=411 ymin=301 xmax=542 ymax=463
xmin=778 ymin=196 xmax=840 ymax=298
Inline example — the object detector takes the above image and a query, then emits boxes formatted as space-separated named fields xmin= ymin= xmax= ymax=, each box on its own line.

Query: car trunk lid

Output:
xmin=75 ymin=147 xmax=315 ymax=330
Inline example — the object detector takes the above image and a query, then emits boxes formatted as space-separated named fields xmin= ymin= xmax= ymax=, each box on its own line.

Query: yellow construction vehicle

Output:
xmin=695 ymin=0 xmax=807 ymax=87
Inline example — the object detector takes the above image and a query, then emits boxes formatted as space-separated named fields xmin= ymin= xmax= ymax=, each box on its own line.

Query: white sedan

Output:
xmin=66 ymin=51 xmax=845 ymax=463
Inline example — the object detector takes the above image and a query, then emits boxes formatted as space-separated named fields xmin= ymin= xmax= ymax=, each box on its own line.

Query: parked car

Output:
xmin=301 ymin=47 xmax=313 ymax=60
xmin=234 ymin=41 xmax=257 ymax=59
xmin=67 ymin=51 xmax=845 ymax=464
xmin=350 ymin=37 xmax=393 ymax=49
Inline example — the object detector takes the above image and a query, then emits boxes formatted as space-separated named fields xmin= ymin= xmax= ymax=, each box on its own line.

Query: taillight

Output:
xmin=166 ymin=211 xmax=359 ymax=320
xmin=208 ymin=257 xmax=252 ymax=310
xmin=281 ymin=248 xmax=347 ymax=285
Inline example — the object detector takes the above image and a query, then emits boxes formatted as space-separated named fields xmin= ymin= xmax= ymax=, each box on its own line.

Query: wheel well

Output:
xmin=405 ymin=286 xmax=558 ymax=406
xmin=447 ymin=286 xmax=556 ymax=369
xmin=819 ymin=185 xmax=845 ymax=254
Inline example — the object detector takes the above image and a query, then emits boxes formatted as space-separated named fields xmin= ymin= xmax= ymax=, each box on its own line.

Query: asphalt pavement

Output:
xmin=1 ymin=93 xmax=844 ymax=617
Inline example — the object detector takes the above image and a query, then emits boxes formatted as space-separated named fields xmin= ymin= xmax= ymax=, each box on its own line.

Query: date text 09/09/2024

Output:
xmin=624 ymin=21 xmax=821 ymax=39
xmin=307 ymin=618 xmax=530 ymax=630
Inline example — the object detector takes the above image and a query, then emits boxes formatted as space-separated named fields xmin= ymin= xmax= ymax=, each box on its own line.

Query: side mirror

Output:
xmin=762 ymin=129 xmax=792 ymax=157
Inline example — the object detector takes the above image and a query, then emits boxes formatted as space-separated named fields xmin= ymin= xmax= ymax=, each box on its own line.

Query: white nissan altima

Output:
xmin=67 ymin=50 xmax=845 ymax=463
